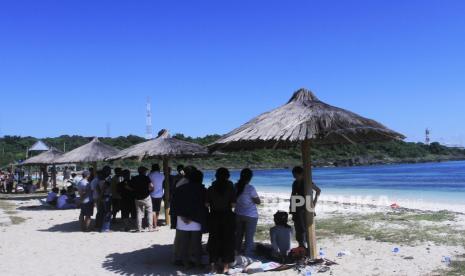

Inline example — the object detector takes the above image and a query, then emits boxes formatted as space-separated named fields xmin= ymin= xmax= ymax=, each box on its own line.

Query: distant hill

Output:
xmin=1 ymin=134 xmax=465 ymax=169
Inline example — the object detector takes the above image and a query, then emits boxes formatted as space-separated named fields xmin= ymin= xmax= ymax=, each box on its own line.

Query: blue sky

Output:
xmin=0 ymin=0 xmax=464 ymax=145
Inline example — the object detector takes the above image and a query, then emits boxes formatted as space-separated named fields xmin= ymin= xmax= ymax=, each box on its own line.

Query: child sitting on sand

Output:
xmin=46 ymin=188 xmax=59 ymax=206
xmin=270 ymin=211 xmax=293 ymax=260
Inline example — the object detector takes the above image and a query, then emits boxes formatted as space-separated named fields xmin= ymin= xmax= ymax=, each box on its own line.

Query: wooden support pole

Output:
xmin=301 ymin=139 xmax=317 ymax=259
xmin=162 ymin=157 xmax=171 ymax=226
xmin=51 ymin=164 xmax=57 ymax=188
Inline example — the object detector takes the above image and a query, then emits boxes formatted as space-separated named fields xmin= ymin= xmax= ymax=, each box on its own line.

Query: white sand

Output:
xmin=0 ymin=195 xmax=463 ymax=276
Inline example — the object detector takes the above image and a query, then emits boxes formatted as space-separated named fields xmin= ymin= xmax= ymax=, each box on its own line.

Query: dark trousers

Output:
xmin=121 ymin=198 xmax=136 ymax=219
xmin=111 ymin=198 xmax=121 ymax=219
xmin=174 ymin=230 xmax=202 ymax=265
xmin=292 ymin=210 xmax=307 ymax=247
xmin=207 ymin=211 xmax=235 ymax=263
xmin=95 ymin=200 xmax=104 ymax=229
xmin=101 ymin=196 xmax=112 ymax=232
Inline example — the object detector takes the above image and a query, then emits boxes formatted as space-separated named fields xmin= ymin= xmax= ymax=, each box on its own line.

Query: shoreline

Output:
xmin=196 ymin=156 xmax=465 ymax=171
xmin=258 ymin=191 xmax=465 ymax=215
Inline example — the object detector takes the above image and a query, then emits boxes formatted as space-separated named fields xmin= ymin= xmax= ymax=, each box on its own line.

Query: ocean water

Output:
xmin=203 ymin=160 xmax=465 ymax=205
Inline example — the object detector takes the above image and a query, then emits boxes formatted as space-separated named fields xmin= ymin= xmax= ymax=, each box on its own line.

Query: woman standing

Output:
xmin=234 ymin=168 xmax=260 ymax=256
xmin=207 ymin=168 xmax=236 ymax=274
xmin=172 ymin=169 xmax=207 ymax=268
xmin=118 ymin=169 xmax=136 ymax=231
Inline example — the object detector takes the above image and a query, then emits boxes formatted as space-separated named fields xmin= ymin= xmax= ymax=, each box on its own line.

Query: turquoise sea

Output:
xmin=203 ymin=160 xmax=465 ymax=205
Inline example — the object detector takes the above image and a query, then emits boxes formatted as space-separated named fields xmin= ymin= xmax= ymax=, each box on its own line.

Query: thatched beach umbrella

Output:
xmin=54 ymin=137 xmax=119 ymax=170
xmin=22 ymin=147 xmax=63 ymax=165
xmin=107 ymin=129 xmax=209 ymax=225
xmin=22 ymin=147 xmax=63 ymax=189
xmin=209 ymin=88 xmax=405 ymax=258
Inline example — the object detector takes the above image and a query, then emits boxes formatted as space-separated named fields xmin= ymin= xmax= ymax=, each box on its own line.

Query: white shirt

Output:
xmin=149 ymin=171 xmax=164 ymax=198
xmin=57 ymin=195 xmax=68 ymax=209
xmin=77 ymin=179 xmax=90 ymax=203
xmin=235 ymin=184 xmax=259 ymax=218
xmin=77 ymin=179 xmax=89 ymax=194
xmin=176 ymin=216 xmax=201 ymax=231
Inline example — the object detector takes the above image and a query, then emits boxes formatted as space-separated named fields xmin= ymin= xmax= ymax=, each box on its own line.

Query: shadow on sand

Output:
xmin=38 ymin=219 xmax=156 ymax=233
xmin=17 ymin=204 xmax=57 ymax=211
xmin=102 ymin=244 xmax=205 ymax=276
xmin=38 ymin=220 xmax=81 ymax=232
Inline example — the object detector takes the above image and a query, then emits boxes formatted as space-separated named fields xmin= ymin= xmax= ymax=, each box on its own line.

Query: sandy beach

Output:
xmin=1 ymin=191 xmax=464 ymax=276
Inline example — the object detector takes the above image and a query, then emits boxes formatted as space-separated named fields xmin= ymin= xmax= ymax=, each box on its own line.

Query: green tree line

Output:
xmin=1 ymin=134 xmax=464 ymax=169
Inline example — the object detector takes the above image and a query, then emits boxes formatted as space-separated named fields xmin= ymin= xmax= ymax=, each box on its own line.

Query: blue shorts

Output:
xmin=80 ymin=201 xmax=94 ymax=217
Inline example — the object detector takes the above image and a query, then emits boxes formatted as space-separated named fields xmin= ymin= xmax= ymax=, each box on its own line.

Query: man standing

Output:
xmin=111 ymin=168 xmax=123 ymax=221
xmin=77 ymin=171 xmax=92 ymax=231
xmin=289 ymin=166 xmax=321 ymax=248
xmin=91 ymin=166 xmax=112 ymax=231
xmin=40 ymin=166 xmax=49 ymax=191
xmin=99 ymin=166 xmax=113 ymax=232
xmin=63 ymin=166 xmax=71 ymax=182
xmin=130 ymin=166 xmax=154 ymax=232
xmin=149 ymin=164 xmax=164 ymax=230
xmin=50 ymin=165 xmax=57 ymax=188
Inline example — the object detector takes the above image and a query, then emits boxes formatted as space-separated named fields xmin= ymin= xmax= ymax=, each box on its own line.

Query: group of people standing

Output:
xmin=72 ymin=164 xmax=171 ymax=233
xmin=170 ymin=166 xmax=261 ymax=273
xmin=45 ymin=163 xmax=320 ymax=274
xmin=0 ymin=170 xmax=15 ymax=193
xmin=170 ymin=165 xmax=320 ymax=274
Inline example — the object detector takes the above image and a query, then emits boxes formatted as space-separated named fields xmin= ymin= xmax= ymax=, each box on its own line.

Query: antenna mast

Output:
xmin=146 ymin=97 xmax=153 ymax=140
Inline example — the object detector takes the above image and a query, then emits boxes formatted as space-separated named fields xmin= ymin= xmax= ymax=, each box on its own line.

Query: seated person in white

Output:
xmin=57 ymin=189 xmax=77 ymax=209
xmin=270 ymin=211 xmax=293 ymax=260
xmin=46 ymin=188 xmax=59 ymax=206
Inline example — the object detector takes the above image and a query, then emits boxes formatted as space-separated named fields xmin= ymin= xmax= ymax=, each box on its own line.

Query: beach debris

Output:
xmin=300 ymin=266 xmax=314 ymax=276
xmin=245 ymin=261 xmax=264 ymax=274
xmin=227 ymin=267 xmax=244 ymax=274
xmin=323 ymin=259 xmax=338 ymax=266
xmin=392 ymin=247 xmax=400 ymax=253
xmin=441 ymin=256 xmax=451 ymax=266
xmin=318 ymin=266 xmax=331 ymax=273
xmin=403 ymin=256 xmax=414 ymax=260
xmin=261 ymin=262 xmax=281 ymax=271
xmin=337 ymin=250 xmax=352 ymax=257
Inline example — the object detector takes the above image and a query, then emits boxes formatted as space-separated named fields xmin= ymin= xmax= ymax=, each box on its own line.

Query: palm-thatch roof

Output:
xmin=28 ymin=140 xmax=50 ymax=152
xmin=209 ymin=88 xmax=405 ymax=151
xmin=107 ymin=129 xmax=209 ymax=161
xmin=22 ymin=147 xmax=63 ymax=165
xmin=54 ymin=137 xmax=119 ymax=164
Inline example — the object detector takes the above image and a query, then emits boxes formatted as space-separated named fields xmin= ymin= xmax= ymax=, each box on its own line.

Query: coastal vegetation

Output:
xmin=255 ymin=209 xmax=465 ymax=246
xmin=1 ymin=134 xmax=464 ymax=169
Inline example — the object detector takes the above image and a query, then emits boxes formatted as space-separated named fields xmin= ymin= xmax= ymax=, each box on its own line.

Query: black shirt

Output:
xmin=118 ymin=179 xmax=134 ymax=200
xmin=130 ymin=175 xmax=151 ymax=200
xmin=207 ymin=180 xmax=235 ymax=213
xmin=290 ymin=180 xmax=305 ymax=214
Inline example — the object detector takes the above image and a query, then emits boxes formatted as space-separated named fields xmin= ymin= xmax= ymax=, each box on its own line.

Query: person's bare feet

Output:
xmin=223 ymin=263 xmax=229 ymax=274
xmin=210 ymin=263 xmax=216 ymax=274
